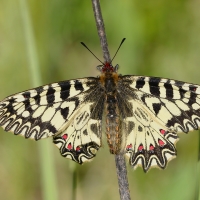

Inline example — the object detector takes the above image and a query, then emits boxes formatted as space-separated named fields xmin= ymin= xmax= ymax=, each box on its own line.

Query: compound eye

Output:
xmin=114 ymin=64 xmax=119 ymax=71
xmin=96 ymin=65 xmax=103 ymax=71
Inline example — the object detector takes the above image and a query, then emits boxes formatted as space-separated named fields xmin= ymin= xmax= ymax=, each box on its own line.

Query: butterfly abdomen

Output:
xmin=103 ymin=72 xmax=122 ymax=154
xmin=106 ymin=95 xmax=121 ymax=154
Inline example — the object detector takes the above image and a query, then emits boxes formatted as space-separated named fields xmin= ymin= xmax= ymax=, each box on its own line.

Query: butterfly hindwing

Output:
xmin=122 ymin=107 xmax=178 ymax=172
xmin=53 ymin=103 xmax=102 ymax=163
xmin=117 ymin=75 xmax=200 ymax=171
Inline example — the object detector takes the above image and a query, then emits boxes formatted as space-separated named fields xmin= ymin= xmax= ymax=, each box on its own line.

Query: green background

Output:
xmin=0 ymin=0 xmax=200 ymax=200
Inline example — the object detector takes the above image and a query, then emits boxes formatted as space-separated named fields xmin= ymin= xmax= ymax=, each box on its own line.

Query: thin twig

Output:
xmin=115 ymin=155 xmax=131 ymax=200
xmin=91 ymin=0 xmax=131 ymax=199
xmin=91 ymin=0 xmax=111 ymax=63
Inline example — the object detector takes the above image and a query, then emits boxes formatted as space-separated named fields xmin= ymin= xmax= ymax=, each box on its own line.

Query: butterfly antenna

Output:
xmin=111 ymin=38 xmax=126 ymax=63
xmin=80 ymin=42 xmax=104 ymax=65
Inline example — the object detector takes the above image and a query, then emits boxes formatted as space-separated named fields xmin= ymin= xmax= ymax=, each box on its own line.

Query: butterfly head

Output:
xmin=97 ymin=62 xmax=119 ymax=74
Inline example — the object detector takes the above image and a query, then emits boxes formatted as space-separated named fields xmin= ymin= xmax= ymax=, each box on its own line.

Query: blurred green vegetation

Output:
xmin=0 ymin=0 xmax=200 ymax=200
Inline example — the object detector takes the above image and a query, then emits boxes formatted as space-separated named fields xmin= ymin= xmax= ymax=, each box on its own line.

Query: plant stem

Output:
xmin=91 ymin=0 xmax=111 ymax=63
xmin=115 ymin=154 xmax=131 ymax=200
xmin=91 ymin=0 xmax=131 ymax=199
xmin=19 ymin=1 xmax=58 ymax=199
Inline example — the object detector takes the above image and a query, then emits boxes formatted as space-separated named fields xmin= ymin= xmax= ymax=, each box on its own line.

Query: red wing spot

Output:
xmin=190 ymin=86 xmax=197 ymax=92
xmin=158 ymin=139 xmax=165 ymax=147
xmin=76 ymin=146 xmax=81 ymax=152
xmin=138 ymin=144 xmax=144 ymax=152
xmin=149 ymin=145 xmax=154 ymax=151
xmin=126 ymin=144 xmax=132 ymax=150
xmin=23 ymin=94 xmax=29 ymax=99
xmin=67 ymin=143 xmax=72 ymax=150
xmin=62 ymin=134 xmax=68 ymax=140
xmin=159 ymin=129 xmax=166 ymax=135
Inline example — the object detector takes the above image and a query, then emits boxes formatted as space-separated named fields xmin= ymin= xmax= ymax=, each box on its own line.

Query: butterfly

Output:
xmin=0 ymin=42 xmax=200 ymax=172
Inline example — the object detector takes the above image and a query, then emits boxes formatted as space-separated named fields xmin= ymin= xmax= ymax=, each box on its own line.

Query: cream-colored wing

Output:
xmin=123 ymin=100 xmax=178 ymax=172
xmin=53 ymin=103 xmax=102 ymax=163
xmin=0 ymin=78 xmax=101 ymax=140
xmin=0 ymin=77 xmax=105 ymax=163
xmin=117 ymin=75 xmax=200 ymax=171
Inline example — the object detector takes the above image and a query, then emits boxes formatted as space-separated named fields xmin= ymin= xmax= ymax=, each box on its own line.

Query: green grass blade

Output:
xmin=19 ymin=0 xmax=58 ymax=199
